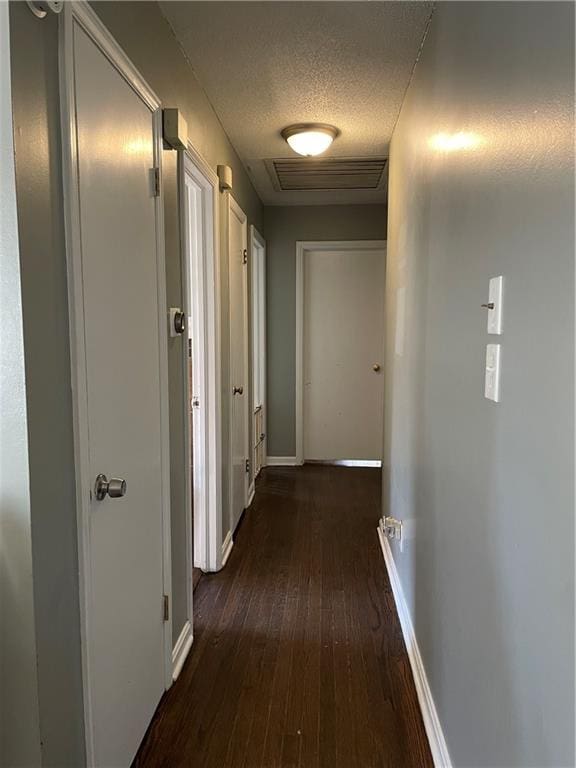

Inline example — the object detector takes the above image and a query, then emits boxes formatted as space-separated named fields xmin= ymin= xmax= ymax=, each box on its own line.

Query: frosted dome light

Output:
xmin=281 ymin=124 xmax=339 ymax=157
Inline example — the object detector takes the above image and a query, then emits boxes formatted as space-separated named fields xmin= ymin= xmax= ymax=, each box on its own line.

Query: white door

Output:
xmin=251 ymin=227 xmax=266 ymax=477
xmin=68 ymin=18 xmax=169 ymax=767
xmin=184 ymin=168 xmax=206 ymax=578
xmin=302 ymin=245 xmax=386 ymax=462
xmin=182 ymin=151 xmax=222 ymax=576
xmin=228 ymin=197 xmax=249 ymax=532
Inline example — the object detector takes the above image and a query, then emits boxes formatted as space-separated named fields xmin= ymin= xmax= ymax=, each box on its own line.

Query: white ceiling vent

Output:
xmin=266 ymin=157 xmax=388 ymax=193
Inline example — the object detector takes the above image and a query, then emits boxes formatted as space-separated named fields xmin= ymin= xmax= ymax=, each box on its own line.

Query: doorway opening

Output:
xmin=250 ymin=225 xmax=267 ymax=482
xmin=181 ymin=147 xmax=223 ymax=597
xmin=226 ymin=195 xmax=250 ymax=555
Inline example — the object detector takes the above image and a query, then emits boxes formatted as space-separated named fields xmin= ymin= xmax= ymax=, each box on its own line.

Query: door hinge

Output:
xmin=162 ymin=594 xmax=169 ymax=622
xmin=381 ymin=516 xmax=402 ymax=542
xmin=242 ymin=248 xmax=248 ymax=265
xmin=151 ymin=167 xmax=160 ymax=197
xmin=192 ymin=396 xmax=200 ymax=408
xmin=245 ymin=458 xmax=250 ymax=474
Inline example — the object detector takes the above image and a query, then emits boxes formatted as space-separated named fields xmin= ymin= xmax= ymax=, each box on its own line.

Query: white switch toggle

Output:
xmin=487 ymin=276 xmax=504 ymax=335
xmin=484 ymin=344 xmax=501 ymax=402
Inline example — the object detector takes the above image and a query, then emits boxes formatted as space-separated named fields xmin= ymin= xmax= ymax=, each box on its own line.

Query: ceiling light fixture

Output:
xmin=281 ymin=123 xmax=339 ymax=157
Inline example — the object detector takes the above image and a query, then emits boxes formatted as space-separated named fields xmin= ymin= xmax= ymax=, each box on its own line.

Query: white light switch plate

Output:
xmin=485 ymin=343 xmax=501 ymax=402
xmin=487 ymin=276 xmax=503 ymax=334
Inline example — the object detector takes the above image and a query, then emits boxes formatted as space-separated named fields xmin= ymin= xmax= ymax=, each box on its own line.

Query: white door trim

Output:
xmin=180 ymin=144 xmax=223 ymax=588
xmin=250 ymin=225 xmax=267 ymax=472
xmin=295 ymin=240 xmax=387 ymax=465
xmin=171 ymin=620 xmax=193 ymax=682
xmin=226 ymin=194 xmax=250 ymax=540
xmin=266 ymin=456 xmax=300 ymax=467
xmin=59 ymin=3 xmax=172 ymax=763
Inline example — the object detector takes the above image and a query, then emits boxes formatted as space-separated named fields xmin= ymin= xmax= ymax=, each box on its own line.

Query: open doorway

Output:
xmin=181 ymin=147 xmax=223 ymax=593
xmin=250 ymin=226 xmax=267 ymax=481
xmin=226 ymin=195 xmax=250 ymax=543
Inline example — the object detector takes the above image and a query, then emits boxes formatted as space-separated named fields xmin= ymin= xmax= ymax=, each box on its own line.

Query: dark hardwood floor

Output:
xmin=134 ymin=465 xmax=433 ymax=768
xmin=192 ymin=567 xmax=203 ymax=593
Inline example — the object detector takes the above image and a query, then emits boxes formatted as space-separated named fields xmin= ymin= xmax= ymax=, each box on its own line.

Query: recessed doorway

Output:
xmin=296 ymin=240 xmax=387 ymax=466
xmin=180 ymin=146 xmax=223 ymax=596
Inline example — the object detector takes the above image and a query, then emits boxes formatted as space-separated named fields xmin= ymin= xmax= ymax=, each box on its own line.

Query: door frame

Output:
xmin=250 ymin=225 xmax=267 ymax=480
xmin=295 ymin=240 xmax=387 ymax=465
xmin=225 ymin=194 xmax=249 ymax=556
xmin=179 ymin=144 xmax=223 ymax=584
xmin=59 ymin=3 xmax=172 ymax=762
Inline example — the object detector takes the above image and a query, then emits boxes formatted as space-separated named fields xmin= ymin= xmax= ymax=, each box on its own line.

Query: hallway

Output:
xmin=3 ymin=2 xmax=574 ymax=765
xmin=134 ymin=466 xmax=433 ymax=767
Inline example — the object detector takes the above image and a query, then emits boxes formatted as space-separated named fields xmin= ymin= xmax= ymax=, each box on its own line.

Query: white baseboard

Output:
xmin=266 ymin=456 xmax=300 ymax=466
xmin=172 ymin=620 xmax=193 ymax=681
xmin=247 ymin=482 xmax=255 ymax=507
xmin=377 ymin=528 xmax=452 ymax=768
xmin=221 ymin=529 xmax=233 ymax=567
xmin=305 ymin=459 xmax=382 ymax=467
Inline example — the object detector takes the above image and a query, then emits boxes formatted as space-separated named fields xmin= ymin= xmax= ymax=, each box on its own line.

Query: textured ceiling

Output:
xmin=160 ymin=2 xmax=433 ymax=205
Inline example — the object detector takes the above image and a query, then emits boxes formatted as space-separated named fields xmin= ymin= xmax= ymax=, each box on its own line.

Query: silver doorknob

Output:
xmin=173 ymin=310 xmax=186 ymax=335
xmin=232 ymin=386 xmax=244 ymax=395
xmin=94 ymin=473 xmax=127 ymax=501
xmin=373 ymin=364 xmax=381 ymax=372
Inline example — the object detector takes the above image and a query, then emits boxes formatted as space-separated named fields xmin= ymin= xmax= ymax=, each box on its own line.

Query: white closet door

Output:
xmin=303 ymin=247 xmax=385 ymax=461
xmin=72 ymin=22 xmax=167 ymax=766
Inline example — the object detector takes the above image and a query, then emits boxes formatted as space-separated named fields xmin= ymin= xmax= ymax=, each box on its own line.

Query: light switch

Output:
xmin=484 ymin=344 xmax=501 ymax=402
xmin=487 ymin=276 xmax=503 ymax=335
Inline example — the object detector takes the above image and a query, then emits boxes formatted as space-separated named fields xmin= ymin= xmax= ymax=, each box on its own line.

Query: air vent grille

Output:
xmin=268 ymin=157 xmax=387 ymax=192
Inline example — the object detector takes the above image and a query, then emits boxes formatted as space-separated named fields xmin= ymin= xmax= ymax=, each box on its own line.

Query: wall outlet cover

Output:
xmin=484 ymin=343 xmax=501 ymax=402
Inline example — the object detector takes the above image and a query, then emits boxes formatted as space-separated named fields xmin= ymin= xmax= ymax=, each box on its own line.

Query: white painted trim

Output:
xmin=59 ymin=4 xmax=172 ymax=764
xmin=306 ymin=459 xmax=382 ymax=468
xmin=171 ymin=621 xmax=193 ymax=682
xmin=154 ymin=109 xmax=174 ymax=702
xmin=181 ymin=147 xmax=223 ymax=583
xmin=250 ymin=225 xmax=267 ymax=467
xmin=178 ymin=155 xmax=194 ymax=643
xmin=221 ymin=530 xmax=234 ymax=568
xmin=250 ymin=227 xmax=266 ymax=415
xmin=186 ymin=140 xmax=219 ymax=188
xmin=247 ymin=481 xmax=256 ymax=508
xmin=295 ymin=248 xmax=304 ymax=465
xmin=295 ymin=240 xmax=387 ymax=466
xmin=63 ymin=2 xmax=159 ymax=111
xmin=226 ymin=194 xmax=250 ymax=539
xmin=377 ymin=529 xmax=453 ymax=768
xmin=266 ymin=456 xmax=300 ymax=466
xmin=251 ymin=226 xmax=266 ymax=248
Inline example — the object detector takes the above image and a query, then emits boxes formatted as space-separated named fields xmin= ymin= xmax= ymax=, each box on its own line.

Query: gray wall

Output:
xmin=264 ymin=204 xmax=387 ymax=456
xmin=8 ymin=1 xmax=263 ymax=763
xmin=384 ymin=3 xmax=574 ymax=766
xmin=0 ymin=5 xmax=42 ymax=765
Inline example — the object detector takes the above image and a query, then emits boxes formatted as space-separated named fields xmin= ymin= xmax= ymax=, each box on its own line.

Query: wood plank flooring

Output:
xmin=192 ymin=567 xmax=203 ymax=593
xmin=134 ymin=465 xmax=433 ymax=768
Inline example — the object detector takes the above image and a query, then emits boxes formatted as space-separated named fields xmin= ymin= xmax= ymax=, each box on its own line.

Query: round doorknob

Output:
xmin=373 ymin=364 xmax=381 ymax=372
xmin=232 ymin=386 xmax=244 ymax=395
xmin=94 ymin=473 xmax=127 ymax=501
xmin=173 ymin=310 xmax=186 ymax=335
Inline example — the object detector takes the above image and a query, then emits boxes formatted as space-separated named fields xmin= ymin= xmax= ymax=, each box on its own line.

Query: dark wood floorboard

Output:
xmin=134 ymin=466 xmax=433 ymax=768
xmin=192 ymin=567 xmax=203 ymax=593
